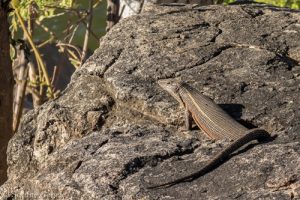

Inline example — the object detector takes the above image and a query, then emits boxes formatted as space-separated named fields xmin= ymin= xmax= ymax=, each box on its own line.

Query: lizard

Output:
xmin=146 ymin=80 xmax=271 ymax=189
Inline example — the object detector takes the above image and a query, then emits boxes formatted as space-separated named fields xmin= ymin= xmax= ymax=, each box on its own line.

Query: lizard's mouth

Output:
xmin=157 ymin=79 xmax=182 ymax=103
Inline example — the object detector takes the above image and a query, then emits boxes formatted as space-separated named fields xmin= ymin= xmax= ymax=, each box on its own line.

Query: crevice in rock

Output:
xmin=99 ymin=48 xmax=124 ymax=77
xmin=173 ymin=22 xmax=210 ymax=35
xmin=89 ymin=139 xmax=109 ymax=155
xmin=6 ymin=194 xmax=15 ymax=200
xmin=240 ymin=7 xmax=265 ymax=18
xmin=210 ymin=27 xmax=222 ymax=43
xmin=222 ymin=42 xmax=298 ymax=69
xmin=73 ymin=160 xmax=83 ymax=173
xmin=281 ymin=19 xmax=298 ymax=31
xmin=174 ymin=44 xmax=233 ymax=75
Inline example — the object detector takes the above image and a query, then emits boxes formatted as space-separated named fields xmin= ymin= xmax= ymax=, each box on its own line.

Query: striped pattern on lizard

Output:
xmin=147 ymin=80 xmax=271 ymax=189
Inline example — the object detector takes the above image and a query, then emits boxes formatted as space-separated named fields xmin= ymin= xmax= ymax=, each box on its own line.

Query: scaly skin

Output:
xmin=158 ymin=80 xmax=248 ymax=140
xmin=147 ymin=80 xmax=271 ymax=189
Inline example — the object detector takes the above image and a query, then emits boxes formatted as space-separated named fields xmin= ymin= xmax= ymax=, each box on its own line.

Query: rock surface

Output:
xmin=1 ymin=3 xmax=300 ymax=200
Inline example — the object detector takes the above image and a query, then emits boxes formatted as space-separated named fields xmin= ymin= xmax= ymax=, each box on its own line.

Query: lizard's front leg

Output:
xmin=185 ymin=109 xmax=193 ymax=130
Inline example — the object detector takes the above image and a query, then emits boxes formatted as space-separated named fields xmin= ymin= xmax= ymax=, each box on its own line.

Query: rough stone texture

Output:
xmin=1 ymin=3 xmax=300 ymax=200
xmin=119 ymin=0 xmax=214 ymax=19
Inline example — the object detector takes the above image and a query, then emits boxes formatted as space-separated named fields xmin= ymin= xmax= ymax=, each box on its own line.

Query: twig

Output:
xmin=67 ymin=23 xmax=80 ymax=44
xmin=26 ymin=84 xmax=41 ymax=101
xmin=13 ymin=7 xmax=55 ymax=98
xmin=80 ymin=0 xmax=94 ymax=66
xmin=51 ymin=65 xmax=58 ymax=86
xmin=77 ymin=17 xmax=99 ymax=41
xmin=28 ymin=61 xmax=41 ymax=107
xmin=35 ymin=20 xmax=55 ymax=36
xmin=36 ymin=37 xmax=54 ymax=49
xmin=13 ymin=42 xmax=29 ymax=132
xmin=69 ymin=9 xmax=99 ymax=41
xmin=57 ymin=42 xmax=82 ymax=58
xmin=35 ymin=20 xmax=56 ymax=47
xmin=63 ymin=12 xmax=86 ymax=36
xmin=44 ymin=5 xmax=86 ymax=13
xmin=122 ymin=0 xmax=139 ymax=15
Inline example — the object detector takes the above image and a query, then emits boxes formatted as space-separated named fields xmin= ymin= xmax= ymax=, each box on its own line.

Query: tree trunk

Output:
xmin=106 ymin=0 xmax=120 ymax=32
xmin=0 ymin=0 xmax=13 ymax=185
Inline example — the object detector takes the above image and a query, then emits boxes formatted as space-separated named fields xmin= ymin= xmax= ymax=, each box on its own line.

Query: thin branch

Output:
xmin=63 ymin=11 xmax=99 ymax=42
xmin=27 ymin=61 xmax=41 ymax=107
xmin=44 ymin=5 xmax=86 ymax=13
xmin=63 ymin=12 xmax=86 ymax=36
xmin=36 ymin=37 xmax=54 ymax=48
xmin=57 ymin=42 xmax=82 ymax=57
xmin=77 ymin=17 xmax=99 ymax=41
xmin=35 ymin=20 xmax=56 ymax=38
xmin=26 ymin=84 xmax=41 ymax=102
xmin=13 ymin=7 xmax=54 ymax=98
xmin=80 ymin=0 xmax=94 ymax=66
xmin=51 ymin=65 xmax=58 ymax=86
xmin=67 ymin=23 xmax=80 ymax=44
xmin=13 ymin=42 xmax=29 ymax=132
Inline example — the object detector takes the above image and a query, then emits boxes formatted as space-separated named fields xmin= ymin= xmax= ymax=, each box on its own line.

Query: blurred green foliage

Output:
xmin=255 ymin=0 xmax=300 ymax=9
xmin=11 ymin=0 xmax=106 ymax=50
xmin=12 ymin=0 xmax=73 ymax=20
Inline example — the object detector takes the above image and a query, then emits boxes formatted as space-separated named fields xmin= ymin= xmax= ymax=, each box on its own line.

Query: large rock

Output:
xmin=1 ymin=3 xmax=300 ymax=199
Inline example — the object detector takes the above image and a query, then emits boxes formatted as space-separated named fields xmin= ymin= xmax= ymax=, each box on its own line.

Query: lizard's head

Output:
xmin=157 ymin=79 xmax=184 ymax=104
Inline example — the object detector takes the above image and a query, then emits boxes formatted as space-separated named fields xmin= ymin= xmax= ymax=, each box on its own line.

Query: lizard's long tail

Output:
xmin=147 ymin=128 xmax=270 ymax=189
